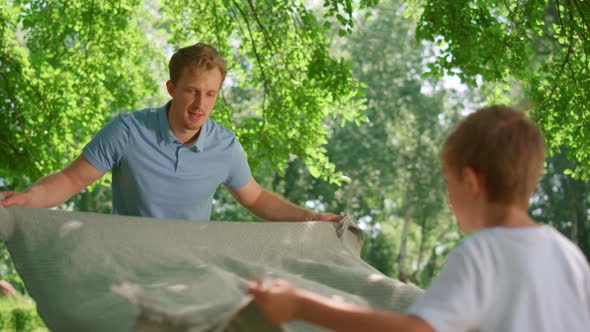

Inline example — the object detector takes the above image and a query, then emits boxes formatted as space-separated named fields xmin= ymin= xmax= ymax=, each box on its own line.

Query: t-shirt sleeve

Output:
xmin=224 ymin=137 xmax=252 ymax=189
xmin=407 ymin=242 xmax=486 ymax=332
xmin=82 ymin=115 xmax=130 ymax=173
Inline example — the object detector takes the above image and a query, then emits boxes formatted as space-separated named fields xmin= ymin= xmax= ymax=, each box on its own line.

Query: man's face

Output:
xmin=166 ymin=65 xmax=223 ymax=133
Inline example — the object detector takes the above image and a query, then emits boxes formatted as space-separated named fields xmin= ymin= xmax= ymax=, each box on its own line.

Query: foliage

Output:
xmin=328 ymin=0 xmax=463 ymax=285
xmin=255 ymin=0 xmax=465 ymax=286
xmin=0 ymin=0 xmax=378 ymax=187
xmin=0 ymin=0 xmax=164 ymax=185
xmin=410 ymin=0 xmax=590 ymax=179
xmin=530 ymin=150 xmax=590 ymax=258
xmin=0 ymin=243 xmax=25 ymax=296
xmin=0 ymin=296 xmax=47 ymax=331
xmin=162 ymin=0 xmax=377 ymax=183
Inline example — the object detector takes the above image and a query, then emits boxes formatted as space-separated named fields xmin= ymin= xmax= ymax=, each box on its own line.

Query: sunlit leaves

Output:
xmin=412 ymin=0 xmax=590 ymax=179
xmin=1 ymin=0 xmax=164 ymax=185
xmin=1 ymin=0 xmax=374 ymax=186
xmin=163 ymin=0 xmax=370 ymax=183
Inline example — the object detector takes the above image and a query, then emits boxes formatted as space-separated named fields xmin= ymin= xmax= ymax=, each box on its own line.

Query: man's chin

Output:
xmin=184 ymin=122 xmax=203 ymax=131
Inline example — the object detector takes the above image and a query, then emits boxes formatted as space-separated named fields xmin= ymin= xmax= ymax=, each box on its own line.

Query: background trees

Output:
xmin=412 ymin=0 xmax=590 ymax=179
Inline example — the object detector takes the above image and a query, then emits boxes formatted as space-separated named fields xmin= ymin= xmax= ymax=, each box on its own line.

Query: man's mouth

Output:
xmin=188 ymin=111 xmax=204 ymax=121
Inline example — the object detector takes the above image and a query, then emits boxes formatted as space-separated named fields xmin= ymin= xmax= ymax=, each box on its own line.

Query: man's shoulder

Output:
xmin=108 ymin=106 xmax=163 ymax=134
xmin=120 ymin=106 xmax=161 ymax=123
xmin=205 ymin=119 xmax=237 ymax=141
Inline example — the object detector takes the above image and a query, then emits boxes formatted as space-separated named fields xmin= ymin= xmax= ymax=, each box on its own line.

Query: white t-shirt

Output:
xmin=408 ymin=225 xmax=590 ymax=332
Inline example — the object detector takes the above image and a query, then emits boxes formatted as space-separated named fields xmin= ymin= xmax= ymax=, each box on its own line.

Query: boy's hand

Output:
xmin=247 ymin=279 xmax=300 ymax=324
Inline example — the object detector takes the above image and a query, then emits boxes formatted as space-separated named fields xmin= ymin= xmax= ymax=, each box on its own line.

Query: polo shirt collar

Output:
xmin=193 ymin=121 xmax=208 ymax=152
xmin=158 ymin=101 xmax=176 ymax=145
xmin=158 ymin=100 xmax=209 ymax=152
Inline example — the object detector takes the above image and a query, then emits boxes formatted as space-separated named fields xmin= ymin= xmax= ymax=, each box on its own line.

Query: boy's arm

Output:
xmin=295 ymin=288 xmax=434 ymax=332
xmin=248 ymin=279 xmax=434 ymax=332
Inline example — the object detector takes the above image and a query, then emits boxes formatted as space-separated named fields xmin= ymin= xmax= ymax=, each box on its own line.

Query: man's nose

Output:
xmin=192 ymin=94 xmax=204 ymax=109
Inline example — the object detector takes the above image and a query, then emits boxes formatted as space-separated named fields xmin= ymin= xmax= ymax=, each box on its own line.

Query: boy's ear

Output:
xmin=463 ymin=167 xmax=483 ymax=196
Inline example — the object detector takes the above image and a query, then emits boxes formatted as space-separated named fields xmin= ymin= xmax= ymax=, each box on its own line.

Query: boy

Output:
xmin=248 ymin=105 xmax=590 ymax=331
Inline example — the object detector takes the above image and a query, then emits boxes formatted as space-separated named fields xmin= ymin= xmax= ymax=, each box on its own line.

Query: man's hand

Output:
xmin=0 ymin=192 xmax=31 ymax=208
xmin=312 ymin=213 xmax=342 ymax=223
xmin=229 ymin=179 xmax=343 ymax=222
xmin=247 ymin=279 xmax=301 ymax=325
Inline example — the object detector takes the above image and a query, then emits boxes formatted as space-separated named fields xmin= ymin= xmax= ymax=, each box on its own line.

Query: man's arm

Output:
xmin=248 ymin=279 xmax=434 ymax=332
xmin=0 ymin=154 xmax=105 ymax=208
xmin=227 ymin=178 xmax=341 ymax=222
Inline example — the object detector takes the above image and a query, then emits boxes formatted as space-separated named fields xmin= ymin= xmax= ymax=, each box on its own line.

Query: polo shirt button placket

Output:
xmin=174 ymin=144 xmax=182 ymax=173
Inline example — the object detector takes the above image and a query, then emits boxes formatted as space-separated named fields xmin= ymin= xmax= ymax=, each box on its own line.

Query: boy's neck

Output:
xmin=480 ymin=203 xmax=539 ymax=229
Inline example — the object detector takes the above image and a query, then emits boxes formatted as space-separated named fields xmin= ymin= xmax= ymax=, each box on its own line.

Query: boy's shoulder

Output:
xmin=461 ymin=225 xmax=589 ymax=265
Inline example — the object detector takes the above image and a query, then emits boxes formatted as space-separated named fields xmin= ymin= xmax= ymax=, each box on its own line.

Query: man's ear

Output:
xmin=165 ymin=80 xmax=175 ymax=97
xmin=463 ymin=167 xmax=483 ymax=196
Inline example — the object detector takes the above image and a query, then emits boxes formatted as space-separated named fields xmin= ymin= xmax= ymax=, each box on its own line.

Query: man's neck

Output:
xmin=175 ymin=129 xmax=201 ymax=145
xmin=166 ymin=107 xmax=201 ymax=145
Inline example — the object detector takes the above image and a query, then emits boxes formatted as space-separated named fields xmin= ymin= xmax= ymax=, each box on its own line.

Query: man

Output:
xmin=0 ymin=43 xmax=340 ymax=222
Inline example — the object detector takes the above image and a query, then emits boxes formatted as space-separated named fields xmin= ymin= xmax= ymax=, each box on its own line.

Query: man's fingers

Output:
xmin=0 ymin=192 xmax=11 ymax=207
xmin=0 ymin=192 xmax=21 ymax=208
xmin=317 ymin=213 xmax=342 ymax=223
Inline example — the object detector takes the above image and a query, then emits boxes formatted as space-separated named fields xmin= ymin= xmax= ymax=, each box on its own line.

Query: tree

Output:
xmin=263 ymin=0 xmax=464 ymax=287
xmin=0 ymin=0 xmax=165 ymax=182
xmin=410 ymin=0 xmax=590 ymax=179
xmin=1 ymin=0 xmax=378 ymax=191
xmin=530 ymin=150 xmax=590 ymax=258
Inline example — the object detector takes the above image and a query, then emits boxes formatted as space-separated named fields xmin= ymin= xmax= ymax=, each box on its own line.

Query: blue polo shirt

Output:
xmin=82 ymin=101 xmax=252 ymax=221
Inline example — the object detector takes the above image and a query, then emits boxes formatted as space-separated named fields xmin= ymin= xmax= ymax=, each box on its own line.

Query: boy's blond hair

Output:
xmin=442 ymin=105 xmax=545 ymax=207
xmin=168 ymin=43 xmax=227 ymax=84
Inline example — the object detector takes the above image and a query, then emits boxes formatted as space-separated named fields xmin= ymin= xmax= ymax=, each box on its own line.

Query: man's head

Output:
xmin=441 ymin=105 xmax=545 ymax=230
xmin=168 ymin=43 xmax=227 ymax=84
xmin=166 ymin=43 xmax=227 ymax=142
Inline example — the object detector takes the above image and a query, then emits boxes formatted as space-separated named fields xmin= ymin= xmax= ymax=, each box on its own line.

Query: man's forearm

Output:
xmin=22 ymin=172 xmax=82 ymax=208
xmin=248 ymin=190 xmax=316 ymax=221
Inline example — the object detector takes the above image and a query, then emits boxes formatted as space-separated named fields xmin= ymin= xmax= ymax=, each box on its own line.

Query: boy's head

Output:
xmin=441 ymin=106 xmax=545 ymax=228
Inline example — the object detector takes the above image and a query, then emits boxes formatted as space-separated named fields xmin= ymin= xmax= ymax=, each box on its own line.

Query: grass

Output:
xmin=0 ymin=296 xmax=47 ymax=332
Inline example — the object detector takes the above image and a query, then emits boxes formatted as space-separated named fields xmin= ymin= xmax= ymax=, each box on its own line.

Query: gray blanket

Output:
xmin=0 ymin=207 xmax=421 ymax=331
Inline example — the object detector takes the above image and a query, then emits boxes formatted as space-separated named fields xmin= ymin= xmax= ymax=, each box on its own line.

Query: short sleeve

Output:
xmin=223 ymin=138 xmax=252 ymax=189
xmin=82 ymin=115 xmax=130 ymax=173
xmin=407 ymin=242 xmax=487 ymax=332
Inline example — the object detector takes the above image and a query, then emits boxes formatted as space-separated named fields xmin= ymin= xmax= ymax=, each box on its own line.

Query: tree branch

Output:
xmin=245 ymin=0 xmax=298 ymax=82
xmin=231 ymin=0 xmax=269 ymax=132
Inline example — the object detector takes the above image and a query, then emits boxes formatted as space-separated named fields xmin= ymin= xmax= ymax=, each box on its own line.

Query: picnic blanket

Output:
xmin=0 ymin=207 xmax=421 ymax=331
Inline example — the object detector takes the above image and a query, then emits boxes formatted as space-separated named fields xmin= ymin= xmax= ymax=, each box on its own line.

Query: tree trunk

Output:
xmin=397 ymin=202 xmax=412 ymax=283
